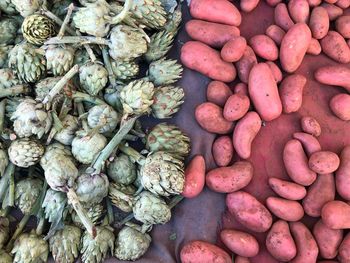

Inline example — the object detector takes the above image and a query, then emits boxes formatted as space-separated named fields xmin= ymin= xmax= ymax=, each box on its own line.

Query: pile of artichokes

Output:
xmin=0 ymin=0 xmax=190 ymax=262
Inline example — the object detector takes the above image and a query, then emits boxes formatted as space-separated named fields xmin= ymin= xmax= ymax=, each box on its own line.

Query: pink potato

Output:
xmin=265 ymin=24 xmax=286 ymax=45
xmin=301 ymin=116 xmax=321 ymax=137
xmin=249 ymin=35 xmax=279 ymax=61
xmin=336 ymin=15 xmax=350 ymax=38
xmin=293 ymin=132 xmax=322 ymax=156
xmin=308 ymin=0 xmax=322 ymax=6
xmin=235 ymin=257 xmax=250 ymax=263
xmin=268 ymin=177 xmax=307 ymax=200
xmin=206 ymin=161 xmax=253 ymax=193
xmin=288 ymin=0 xmax=310 ymax=23
xmin=302 ymin=173 xmax=335 ymax=217
xmin=226 ymin=191 xmax=273 ymax=232
xmin=336 ymin=146 xmax=350 ymax=200
xmin=314 ymin=65 xmax=350 ymax=92
xmin=266 ymin=197 xmax=304 ymax=221
xmin=330 ymin=94 xmax=350 ymax=121
xmin=279 ymin=74 xmax=307 ymax=114
xmin=266 ymin=61 xmax=282 ymax=83
xmin=307 ymin=38 xmax=322 ymax=55
xmin=232 ymin=111 xmax=261 ymax=159
xmin=266 ymin=220 xmax=297 ymax=261
xmin=212 ymin=136 xmax=234 ymax=167
xmin=320 ymin=31 xmax=350 ymax=64
xmin=223 ymin=94 xmax=250 ymax=121
xmin=221 ymin=36 xmax=247 ymax=63
xmin=233 ymin=83 xmax=248 ymax=96
xmin=322 ymin=201 xmax=350 ymax=229
xmin=182 ymin=155 xmax=206 ymax=198
xmin=309 ymin=151 xmax=340 ymax=174
xmin=336 ymin=0 xmax=350 ymax=8
xmin=274 ymin=3 xmax=295 ymax=31
xmin=321 ymin=3 xmax=344 ymax=21
xmin=266 ymin=0 xmax=282 ymax=6
xmin=283 ymin=139 xmax=317 ymax=186
xmin=235 ymin=46 xmax=258 ymax=84
xmin=309 ymin=6 xmax=330 ymax=39
xmin=206 ymin=81 xmax=233 ymax=107
xmin=339 ymin=233 xmax=350 ymax=263
xmin=240 ymin=0 xmax=260 ymax=13
xmin=195 ymin=102 xmax=234 ymax=134
xmin=220 ymin=229 xmax=259 ymax=257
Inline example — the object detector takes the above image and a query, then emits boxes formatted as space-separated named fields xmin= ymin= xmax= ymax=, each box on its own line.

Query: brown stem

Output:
xmin=58 ymin=3 xmax=74 ymax=39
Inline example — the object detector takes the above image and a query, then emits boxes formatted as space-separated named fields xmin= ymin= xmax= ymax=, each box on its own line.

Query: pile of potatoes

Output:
xmin=179 ymin=0 xmax=350 ymax=262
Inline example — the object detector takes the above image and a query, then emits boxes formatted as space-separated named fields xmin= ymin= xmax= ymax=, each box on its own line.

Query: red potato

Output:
xmin=325 ymin=0 xmax=338 ymax=3
xmin=206 ymin=81 xmax=233 ymax=107
xmin=224 ymin=94 xmax=250 ymax=121
xmin=266 ymin=220 xmax=297 ymax=261
xmin=314 ymin=65 xmax=350 ymax=92
xmin=313 ymin=220 xmax=343 ymax=259
xmin=280 ymin=23 xmax=311 ymax=73
xmin=182 ymin=155 xmax=206 ymax=198
xmin=290 ymin=222 xmax=319 ymax=263
xmin=195 ymin=102 xmax=234 ymax=134
xmin=339 ymin=233 xmax=350 ymax=263
xmin=240 ymin=0 xmax=260 ymax=13
xmin=330 ymin=94 xmax=350 ymax=121
xmin=189 ymin=0 xmax=241 ymax=26
xmin=266 ymin=61 xmax=282 ymax=83
xmin=248 ymin=63 xmax=282 ymax=121
xmin=226 ymin=191 xmax=273 ymax=232
xmin=336 ymin=0 xmax=350 ymax=8
xmin=336 ymin=146 xmax=350 ymax=200
xmin=221 ymin=37 xmax=247 ymax=63
xmin=185 ymin=20 xmax=240 ymax=48
xmin=293 ymin=132 xmax=322 ymax=156
xmin=235 ymin=257 xmax=250 ymax=263
xmin=266 ymin=197 xmax=304 ymax=221
xmin=321 ymin=201 xmax=350 ymax=229
xmin=308 ymin=0 xmax=322 ymax=6
xmin=274 ymin=3 xmax=295 ymax=31
xmin=249 ymin=35 xmax=279 ymax=61
xmin=206 ymin=161 xmax=253 ymax=193
xmin=279 ymin=74 xmax=307 ymax=114
xmin=309 ymin=151 xmax=340 ymax=174
xmin=220 ymin=229 xmax=259 ymax=257
xmin=232 ymin=111 xmax=261 ymax=159
xmin=212 ymin=136 xmax=233 ymax=167
xmin=233 ymin=83 xmax=248 ymax=96
xmin=181 ymin=41 xmax=237 ymax=82
xmin=288 ymin=0 xmax=310 ymax=23
xmin=180 ymin=240 xmax=232 ymax=263
xmin=235 ymin=46 xmax=258 ymax=84
xmin=309 ymin=6 xmax=330 ymax=39
xmin=268 ymin=177 xmax=307 ymax=200
xmin=303 ymin=173 xmax=335 ymax=217
xmin=321 ymin=31 xmax=350 ymax=64
xmin=321 ymin=3 xmax=344 ymax=21
xmin=283 ymin=139 xmax=317 ymax=186
xmin=301 ymin=116 xmax=321 ymax=137
xmin=307 ymin=38 xmax=322 ymax=55
xmin=336 ymin=16 xmax=350 ymax=38
xmin=266 ymin=0 xmax=282 ymax=7
xmin=266 ymin=24 xmax=286 ymax=45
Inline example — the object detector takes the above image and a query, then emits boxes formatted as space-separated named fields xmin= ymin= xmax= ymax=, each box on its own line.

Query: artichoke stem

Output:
xmin=110 ymin=0 xmax=132 ymax=25
xmin=5 ymin=214 xmax=30 ymax=252
xmin=36 ymin=217 xmax=45 ymax=236
xmin=71 ymin=91 xmax=105 ymax=105
xmin=168 ymin=195 xmax=184 ymax=209
xmin=106 ymin=198 xmax=114 ymax=225
xmin=119 ymin=144 xmax=145 ymax=165
xmin=0 ymin=207 xmax=10 ymax=217
xmin=0 ymin=163 xmax=15 ymax=202
xmin=0 ymin=85 xmax=30 ymax=99
xmin=102 ymin=47 xmax=117 ymax=87
xmin=0 ymin=99 xmax=5 ymax=133
xmin=58 ymin=3 xmax=74 ymax=39
xmin=46 ymin=112 xmax=63 ymax=144
xmin=124 ymin=134 xmax=138 ymax=141
xmin=76 ymin=102 xmax=89 ymax=132
xmin=40 ymin=9 xmax=76 ymax=36
xmin=45 ymin=36 xmax=109 ymax=46
xmin=8 ymin=169 xmax=15 ymax=207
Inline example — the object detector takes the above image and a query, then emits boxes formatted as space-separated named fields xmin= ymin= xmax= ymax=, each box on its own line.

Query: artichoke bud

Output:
xmin=72 ymin=133 xmax=107 ymax=164
xmin=0 ymin=249 xmax=12 ymax=263
xmin=0 ymin=68 xmax=21 ymax=89
xmin=45 ymin=45 xmax=75 ymax=76
xmin=11 ymin=0 xmax=44 ymax=17
xmin=42 ymin=188 xmax=68 ymax=223
xmin=79 ymin=62 xmax=108 ymax=96
xmin=0 ymin=216 xmax=9 ymax=249
xmin=109 ymin=182 xmax=136 ymax=213
xmin=147 ymin=58 xmax=183 ymax=86
xmin=73 ymin=48 xmax=91 ymax=66
xmin=0 ymin=0 xmax=18 ymax=15
xmin=131 ymin=0 xmax=167 ymax=29
xmin=145 ymin=30 xmax=174 ymax=62
xmin=0 ymin=45 xmax=13 ymax=68
xmin=71 ymin=203 xmax=105 ymax=228
xmin=107 ymin=153 xmax=137 ymax=185
xmin=164 ymin=4 xmax=182 ymax=34
xmin=8 ymin=138 xmax=44 ymax=168
xmin=54 ymin=114 xmax=79 ymax=146
xmin=0 ymin=18 xmax=19 ymax=45
xmin=22 ymin=14 xmax=56 ymax=46
xmin=14 ymin=178 xmax=43 ymax=214
xmin=87 ymin=104 xmax=120 ymax=134
xmin=110 ymin=59 xmax=140 ymax=81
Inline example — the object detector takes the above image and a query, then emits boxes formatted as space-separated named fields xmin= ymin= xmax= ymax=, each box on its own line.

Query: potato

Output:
xmin=339 ymin=233 xmax=350 ymax=263
xmin=322 ymin=3 xmax=344 ymax=21
xmin=235 ymin=257 xmax=250 ymax=263
xmin=336 ymin=146 xmax=350 ymax=200
xmin=266 ymin=197 xmax=304 ymax=221
xmin=301 ymin=116 xmax=321 ymax=137
xmin=221 ymin=36 xmax=247 ymax=63
xmin=207 ymin=81 xmax=233 ymax=107
xmin=280 ymin=23 xmax=312 ymax=73
xmin=233 ymin=83 xmax=248 ymax=96
xmin=303 ymin=173 xmax=335 ymax=217
xmin=206 ymin=161 xmax=253 ymax=193
xmin=290 ymin=222 xmax=319 ymax=263
xmin=233 ymin=111 xmax=261 ymax=159
xmin=235 ymin=46 xmax=258 ymax=84
xmin=266 ymin=61 xmax=282 ymax=83
xmin=248 ymin=63 xmax=282 ymax=121
xmin=314 ymin=65 xmax=350 ymax=92
xmin=293 ymin=132 xmax=322 ymax=156
xmin=321 ymin=31 xmax=350 ymax=63
xmin=330 ymin=94 xmax=350 ymax=121
xmin=226 ymin=191 xmax=272 ymax=232
xmin=309 ymin=151 xmax=340 ymax=174
xmin=274 ymin=3 xmax=295 ymax=31
xmin=249 ymin=35 xmax=279 ymax=61
xmin=180 ymin=240 xmax=232 ymax=263
xmin=182 ymin=155 xmax=206 ymax=198
xmin=336 ymin=15 xmax=350 ymax=38
xmin=189 ymin=0 xmax=241 ymax=26
xmin=279 ymin=74 xmax=306 ymax=114
xmin=266 ymin=220 xmax=297 ymax=261
xmin=266 ymin=0 xmax=282 ymax=6
xmin=268 ymin=177 xmax=307 ymax=200
xmin=181 ymin=41 xmax=237 ymax=82
xmin=307 ymin=38 xmax=322 ymax=55
xmin=240 ymin=0 xmax=260 ymax=13
xmin=185 ymin=20 xmax=240 ymax=48
xmin=283 ymin=139 xmax=317 ymax=186
xmin=220 ymin=229 xmax=259 ymax=257
xmin=309 ymin=7 xmax=330 ymax=39
xmin=308 ymin=0 xmax=321 ymax=6
xmin=195 ymin=102 xmax=234 ymax=134
xmin=322 ymin=201 xmax=350 ymax=229
xmin=266 ymin=24 xmax=286 ymax=45
xmin=336 ymin=0 xmax=350 ymax=9
xmin=288 ymin=0 xmax=310 ymax=23
xmin=313 ymin=220 xmax=343 ymax=259
xmin=212 ymin=136 xmax=234 ymax=167
xmin=224 ymin=94 xmax=250 ymax=121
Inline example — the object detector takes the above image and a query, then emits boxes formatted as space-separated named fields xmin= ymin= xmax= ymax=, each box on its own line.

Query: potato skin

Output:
xmin=268 ymin=177 xmax=307 ymax=200
xmin=336 ymin=15 xmax=350 ymax=38
xmin=235 ymin=256 xmax=250 ymax=263
xmin=266 ymin=220 xmax=297 ymax=262
xmin=301 ymin=116 xmax=321 ymax=137
xmin=226 ymin=191 xmax=272 ymax=233
xmin=275 ymin=3 xmax=295 ymax=31
xmin=266 ymin=24 xmax=286 ymax=45
xmin=221 ymin=37 xmax=247 ymax=63
xmin=336 ymin=0 xmax=350 ymax=9
xmin=232 ymin=111 xmax=261 ymax=159
xmin=330 ymin=94 xmax=350 ymax=121
xmin=195 ymin=102 xmax=234 ymax=134
xmin=212 ymin=136 xmax=234 ymax=167
xmin=181 ymin=41 xmax=237 ymax=82
xmin=314 ymin=65 xmax=350 ymax=92
xmin=182 ymin=155 xmax=206 ymax=198
xmin=266 ymin=197 xmax=304 ymax=221
xmin=233 ymin=83 xmax=249 ymax=96
xmin=266 ymin=0 xmax=282 ymax=6
xmin=309 ymin=6 xmax=330 ymax=39
xmin=266 ymin=61 xmax=282 ymax=83
xmin=336 ymin=146 xmax=350 ymax=200
xmin=206 ymin=161 xmax=253 ymax=193
xmin=220 ymin=229 xmax=259 ymax=257
xmin=280 ymin=23 xmax=312 ymax=73
xmin=288 ymin=0 xmax=310 ymax=23
xmin=249 ymin=35 xmax=279 ymax=61
xmin=240 ymin=0 xmax=260 ymax=13
xmin=308 ymin=0 xmax=321 ymax=7
xmin=339 ymin=233 xmax=350 ymax=263
xmin=235 ymin=46 xmax=258 ymax=84
xmin=293 ymin=132 xmax=321 ymax=156
xmin=307 ymin=38 xmax=322 ymax=55
xmin=321 ymin=3 xmax=344 ymax=21
xmin=321 ymin=31 xmax=350 ymax=63
xmin=180 ymin=240 xmax=232 ymax=263
xmin=322 ymin=201 xmax=350 ymax=229
xmin=309 ymin=151 xmax=340 ymax=174
xmin=207 ymin=81 xmax=233 ymax=107
xmin=223 ymin=94 xmax=250 ymax=121
xmin=279 ymin=74 xmax=306 ymax=113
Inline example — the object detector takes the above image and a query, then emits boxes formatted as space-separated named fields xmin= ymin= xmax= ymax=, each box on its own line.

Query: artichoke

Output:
xmin=131 ymin=0 xmax=167 ymax=29
xmin=103 ymin=85 xmax=123 ymax=111
xmin=147 ymin=58 xmax=183 ymax=85
xmin=42 ymin=188 xmax=67 ymax=223
xmin=151 ymin=85 xmax=185 ymax=119
xmin=74 ymin=48 xmax=91 ymax=66
xmin=45 ymin=45 xmax=75 ymax=76
xmin=87 ymin=104 xmax=120 ymax=133
xmin=0 ymin=249 xmax=12 ymax=263
xmin=10 ymin=98 xmax=52 ymax=139
xmin=0 ymin=216 xmax=9 ymax=249
xmin=0 ymin=0 xmax=17 ymax=15
xmin=34 ymin=77 xmax=61 ymax=101
xmin=0 ymin=18 xmax=19 ymax=45
xmin=8 ymin=43 xmax=46 ymax=83
xmin=0 ymin=144 xmax=8 ymax=176
xmin=109 ymin=182 xmax=136 ymax=212
xmin=114 ymin=223 xmax=151 ymax=261
xmin=145 ymin=30 xmax=174 ymax=62
xmin=107 ymin=153 xmax=136 ymax=185
xmin=49 ymin=225 xmax=81 ymax=263
xmin=111 ymin=59 xmax=139 ymax=81
xmin=51 ymin=0 xmax=72 ymax=18
xmin=71 ymin=203 xmax=105 ymax=228
xmin=0 ymin=68 xmax=20 ymax=89
xmin=72 ymin=133 xmax=107 ymax=164
xmin=79 ymin=62 xmax=108 ymax=96
xmin=54 ymin=114 xmax=79 ymax=145
xmin=146 ymin=123 xmax=190 ymax=159
xmin=0 ymin=45 xmax=13 ymax=68
xmin=22 ymin=14 xmax=56 ymax=45
xmin=11 ymin=0 xmax=44 ymax=17
xmin=8 ymin=138 xmax=44 ymax=168
xmin=14 ymin=178 xmax=43 ymax=214
xmin=164 ymin=4 xmax=182 ymax=34
xmin=133 ymin=191 xmax=171 ymax=225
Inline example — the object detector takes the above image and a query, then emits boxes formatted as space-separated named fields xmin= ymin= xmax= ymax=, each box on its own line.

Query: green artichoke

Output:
xmin=79 ymin=62 xmax=108 ymax=96
xmin=145 ymin=30 xmax=174 ymax=62
xmin=22 ymin=14 xmax=56 ymax=46
xmin=12 ymin=232 xmax=48 ymax=263
xmin=103 ymin=85 xmax=123 ymax=111
xmin=0 ymin=0 xmax=17 ymax=15
xmin=54 ymin=114 xmax=79 ymax=146
xmin=14 ymin=178 xmax=43 ymax=214
xmin=0 ymin=144 xmax=8 ymax=176
xmin=42 ymin=188 xmax=67 ymax=223
xmin=0 ymin=68 xmax=20 ymax=89
xmin=72 ymin=133 xmax=107 ymax=164
xmin=87 ymin=104 xmax=120 ymax=133
xmin=71 ymin=203 xmax=105 ymax=228
xmin=111 ymin=59 xmax=139 ymax=81
xmin=0 ymin=18 xmax=19 ymax=45
xmin=0 ymin=249 xmax=12 ymax=263
xmin=45 ymin=45 xmax=75 ymax=76
xmin=0 ymin=216 xmax=9 ymax=249
xmin=107 ymin=153 xmax=137 ymax=185
xmin=11 ymin=0 xmax=44 ymax=17
xmin=131 ymin=0 xmax=167 ymax=29
xmin=147 ymin=58 xmax=183 ymax=85
xmin=0 ymin=45 xmax=13 ymax=68
xmin=8 ymin=138 xmax=44 ymax=168
xmin=51 ymin=0 xmax=71 ymax=18
xmin=34 ymin=77 xmax=61 ymax=101
xmin=164 ymin=4 xmax=182 ymax=34
xmin=74 ymin=48 xmax=91 ymax=66
xmin=109 ymin=182 xmax=136 ymax=212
